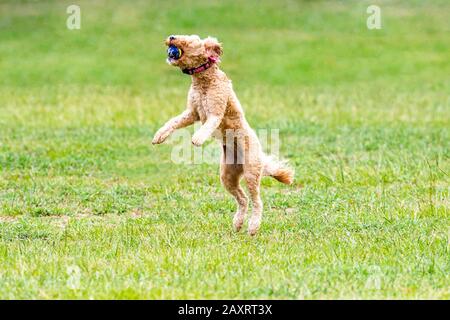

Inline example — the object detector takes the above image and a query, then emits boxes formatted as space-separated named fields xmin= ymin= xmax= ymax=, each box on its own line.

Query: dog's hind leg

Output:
xmin=243 ymin=162 xmax=263 ymax=236
xmin=220 ymin=152 xmax=248 ymax=232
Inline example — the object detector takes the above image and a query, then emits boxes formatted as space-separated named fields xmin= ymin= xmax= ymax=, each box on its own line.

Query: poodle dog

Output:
xmin=152 ymin=35 xmax=294 ymax=235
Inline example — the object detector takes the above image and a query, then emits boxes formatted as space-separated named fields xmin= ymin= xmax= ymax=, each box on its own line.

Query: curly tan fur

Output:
xmin=152 ymin=35 xmax=294 ymax=235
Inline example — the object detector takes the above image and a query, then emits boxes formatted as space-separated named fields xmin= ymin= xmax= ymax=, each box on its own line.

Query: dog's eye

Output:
xmin=167 ymin=45 xmax=183 ymax=60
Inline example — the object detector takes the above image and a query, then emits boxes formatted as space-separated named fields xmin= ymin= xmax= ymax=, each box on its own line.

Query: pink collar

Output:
xmin=182 ymin=56 xmax=218 ymax=75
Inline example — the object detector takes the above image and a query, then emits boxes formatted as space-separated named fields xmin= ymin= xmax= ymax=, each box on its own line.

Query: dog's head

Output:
xmin=165 ymin=34 xmax=222 ymax=70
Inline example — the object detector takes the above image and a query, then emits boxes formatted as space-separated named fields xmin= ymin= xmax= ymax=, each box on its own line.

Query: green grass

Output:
xmin=0 ymin=0 xmax=449 ymax=299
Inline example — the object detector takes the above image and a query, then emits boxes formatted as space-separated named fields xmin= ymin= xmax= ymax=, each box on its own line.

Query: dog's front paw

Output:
xmin=191 ymin=132 xmax=206 ymax=146
xmin=248 ymin=216 xmax=261 ymax=236
xmin=152 ymin=128 xmax=171 ymax=145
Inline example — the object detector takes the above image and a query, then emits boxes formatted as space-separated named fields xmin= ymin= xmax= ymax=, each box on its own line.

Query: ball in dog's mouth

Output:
xmin=167 ymin=45 xmax=182 ymax=63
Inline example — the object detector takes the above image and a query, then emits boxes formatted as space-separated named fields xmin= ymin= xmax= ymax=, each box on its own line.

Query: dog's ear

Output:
xmin=203 ymin=37 xmax=223 ymax=57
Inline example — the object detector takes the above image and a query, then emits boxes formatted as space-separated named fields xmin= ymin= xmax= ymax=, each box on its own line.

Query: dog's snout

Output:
xmin=169 ymin=35 xmax=176 ymax=41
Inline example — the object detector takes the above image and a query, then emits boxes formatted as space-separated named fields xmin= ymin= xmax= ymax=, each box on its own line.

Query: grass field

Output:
xmin=0 ymin=0 xmax=449 ymax=299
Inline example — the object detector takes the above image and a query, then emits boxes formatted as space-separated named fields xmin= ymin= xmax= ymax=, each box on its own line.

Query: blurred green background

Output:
xmin=0 ymin=0 xmax=448 ymax=299
xmin=2 ymin=0 xmax=449 ymax=88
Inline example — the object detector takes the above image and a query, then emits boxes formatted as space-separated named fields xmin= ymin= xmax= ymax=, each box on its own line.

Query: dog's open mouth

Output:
xmin=167 ymin=45 xmax=182 ymax=63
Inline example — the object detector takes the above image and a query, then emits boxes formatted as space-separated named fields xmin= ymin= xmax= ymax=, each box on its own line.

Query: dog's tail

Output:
xmin=262 ymin=154 xmax=295 ymax=185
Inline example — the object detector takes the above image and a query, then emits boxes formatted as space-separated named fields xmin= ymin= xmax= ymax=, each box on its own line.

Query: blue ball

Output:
xmin=167 ymin=45 xmax=182 ymax=60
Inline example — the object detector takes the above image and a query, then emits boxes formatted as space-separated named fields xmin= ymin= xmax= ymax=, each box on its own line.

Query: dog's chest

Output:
xmin=191 ymin=91 xmax=209 ymax=123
